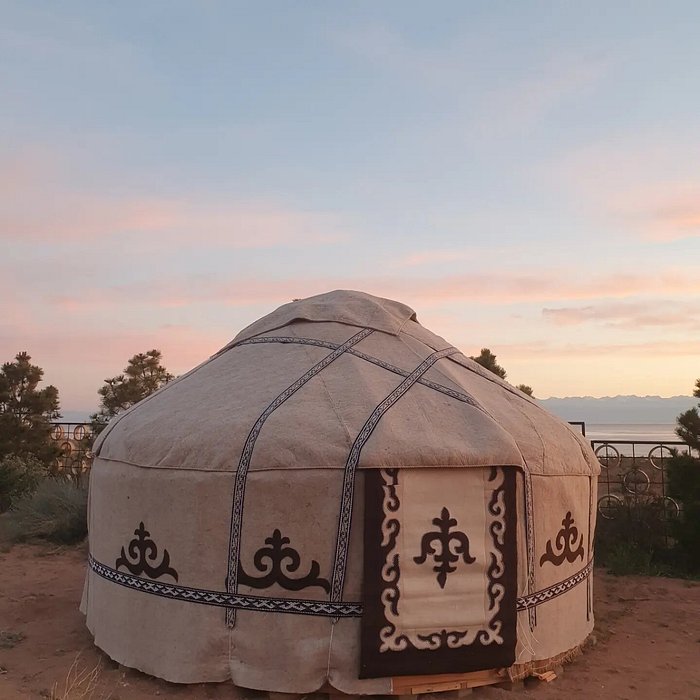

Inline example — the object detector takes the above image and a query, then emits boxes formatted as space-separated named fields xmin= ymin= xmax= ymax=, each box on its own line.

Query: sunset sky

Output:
xmin=2 ymin=2 xmax=700 ymax=413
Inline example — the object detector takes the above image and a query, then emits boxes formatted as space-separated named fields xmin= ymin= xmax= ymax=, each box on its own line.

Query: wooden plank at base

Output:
xmin=409 ymin=681 xmax=462 ymax=694
xmin=391 ymin=669 xmax=503 ymax=695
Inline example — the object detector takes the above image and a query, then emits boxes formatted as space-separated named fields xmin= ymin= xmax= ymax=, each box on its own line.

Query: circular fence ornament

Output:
xmin=594 ymin=443 xmax=620 ymax=470
xmin=648 ymin=444 xmax=673 ymax=471
xmin=597 ymin=494 xmax=624 ymax=519
xmin=51 ymin=424 xmax=64 ymax=440
xmin=661 ymin=496 xmax=681 ymax=519
xmin=623 ymin=468 xmax=650 ymax=495
xmin=73 ymin=425 xmax=87 ymax=441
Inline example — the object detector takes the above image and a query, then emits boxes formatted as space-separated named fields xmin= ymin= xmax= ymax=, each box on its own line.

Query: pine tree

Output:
xmin=0 ymin=351 xmax=61 ymax=462
xmin=91 ymin=350 xmax=174 ymax=434
xmin=676 ymin=378 xmax=700 ymax=452
xmin=469 ymin=348 xmax=534 ymax=397
xmin=469 ymin=348 xmax=507 ymax=379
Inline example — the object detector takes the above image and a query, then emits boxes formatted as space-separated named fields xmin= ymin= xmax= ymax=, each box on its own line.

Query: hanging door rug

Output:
xmin=361 ymin=466 xmax=517 ymax=678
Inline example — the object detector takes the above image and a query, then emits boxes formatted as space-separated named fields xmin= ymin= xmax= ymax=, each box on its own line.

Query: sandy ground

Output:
xmin=1 ymin=543 xmax=699 ymax=699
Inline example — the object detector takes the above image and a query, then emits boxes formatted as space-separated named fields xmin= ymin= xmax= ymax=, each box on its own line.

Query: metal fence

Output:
xmin=49 ymin=422 xmax=94 ymax=481
xmin=592 ymin=438 xmax=691 ymax=544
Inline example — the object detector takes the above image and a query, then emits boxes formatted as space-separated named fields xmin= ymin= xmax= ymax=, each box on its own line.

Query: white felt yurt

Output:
xmin=82 ymin=290 xmax=599 ymax=694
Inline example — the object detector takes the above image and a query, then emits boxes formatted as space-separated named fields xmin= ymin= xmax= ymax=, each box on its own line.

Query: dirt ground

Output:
xmin=1 ymin=543 xmax=699 ymax=700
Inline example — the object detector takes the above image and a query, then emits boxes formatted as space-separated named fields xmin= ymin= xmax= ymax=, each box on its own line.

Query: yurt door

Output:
xmin=360 ymin=466 xmax=517 ymax=678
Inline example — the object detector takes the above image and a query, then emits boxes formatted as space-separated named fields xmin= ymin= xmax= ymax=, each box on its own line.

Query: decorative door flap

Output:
xmin=361 ymin=467 xmax=517 ymax=678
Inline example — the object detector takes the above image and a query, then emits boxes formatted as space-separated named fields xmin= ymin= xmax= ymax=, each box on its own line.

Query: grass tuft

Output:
xmin=4 ymin=478 xmax=87 ymax=544
xmin=0 ymin=630 xmax=25 ymax=649
xmin=50 ymin=654 xmax=108 ymax=700
xmin=603 ymin=542 xmax=655 ymax=576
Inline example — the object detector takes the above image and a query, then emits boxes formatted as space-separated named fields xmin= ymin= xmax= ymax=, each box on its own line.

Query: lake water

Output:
xmin=567 ymin=423 xmax=685 ymax=457
xmin=584 ymin=423 xmax=680 ymax=443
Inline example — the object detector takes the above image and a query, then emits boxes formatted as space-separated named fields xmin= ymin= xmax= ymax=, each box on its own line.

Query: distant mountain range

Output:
xmin=538 ymin=395 xmax=697 ymax=424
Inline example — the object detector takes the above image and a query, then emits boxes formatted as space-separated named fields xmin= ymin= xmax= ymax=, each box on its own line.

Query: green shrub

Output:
xmin=666 ymin=452 xmax=700 ymax=572
xmin=666 ymin=452 xmax=700 ymax=501
xmin=4 ymin=477 xmax=88 ymax=544
xmin=0 ymin=453 xmax=46 ymax=513
xmin=603 ymin=541 xmax=654 ymax=576
xmin=595 ymin=495 xmax=669 ymax=573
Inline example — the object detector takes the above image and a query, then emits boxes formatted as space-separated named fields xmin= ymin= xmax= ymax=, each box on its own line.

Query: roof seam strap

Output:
xmin=330 ymin=346 xmax=460 ymax=610
xmin=236 ymin=335 xmax=485 ymax=414
xmin=225 ymin=327 xmax=374 ymax=628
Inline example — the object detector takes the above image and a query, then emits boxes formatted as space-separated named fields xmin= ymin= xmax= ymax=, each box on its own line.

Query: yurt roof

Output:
xmin=94 ymin=290 xmax=599 ymax=478
xmin=226 ymin=289 xmax=418 ymax=344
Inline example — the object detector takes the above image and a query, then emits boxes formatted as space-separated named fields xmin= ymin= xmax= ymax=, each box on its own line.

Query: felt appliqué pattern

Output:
xmin=115 ymin=522 xmax=179 ymax=582
xmin=539 ymin=511 xmax=585 ymax=567
xmin=413 ymin=507 xmax=476 ymax=589
xmin=239 ymin=528 xmax=331 ymax=593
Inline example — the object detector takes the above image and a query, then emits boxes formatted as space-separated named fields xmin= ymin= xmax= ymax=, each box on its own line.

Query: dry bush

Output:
xmin=4 ymin=477 xmax=87 ymax=544
xmin=50 ymin=654 xmax=110 ymax=700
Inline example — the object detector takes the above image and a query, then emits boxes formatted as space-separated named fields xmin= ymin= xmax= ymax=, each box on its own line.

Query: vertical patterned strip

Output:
xmin=587 ymin=475 xmax=593 ymax=621
xmin=330 ymin=346 xmax=459 ymax=607
xmin=226 ymin=327 xmax=374 ymax=626
xmin=522 ymin=468 xmax=537 ymax=628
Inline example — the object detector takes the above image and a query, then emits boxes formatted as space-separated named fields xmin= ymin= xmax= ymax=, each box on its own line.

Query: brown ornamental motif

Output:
xmin=239 ymin=529 xmax=331 ymax=593
xmin=539 ymin=511 xmax=585 ymax=567
xmin=116 ymin=522 xmax=179 ymax=581
xmin=413 ymin=507 xmax=476 ymax=588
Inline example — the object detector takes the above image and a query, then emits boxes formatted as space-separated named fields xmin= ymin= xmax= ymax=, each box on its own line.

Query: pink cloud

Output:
xmin=0 ymin=151 xmax=349 ymax=248
xmin=47 ymin=267 xmax=700 ymax=312
xmin=0 ymin=323 xmax=225 ymax=368
xmin=0 ymin=322 xmax=229 ymax=412
xmin=647 ymin=203 xmax=700 ymax=241
xmin=477 ymin=339 xmax=700 ymax=359
xmin=542 ymin=136 xmax=700 ymax=240
xmin=603 ymin=180 xmax=700 ymax=241
xmin=542 ymin=300 xmax=700 ymax=331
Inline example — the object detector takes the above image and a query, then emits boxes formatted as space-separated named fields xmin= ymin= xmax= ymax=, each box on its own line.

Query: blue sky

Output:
xmin=2 ymin=2 xmax=700 ymax=411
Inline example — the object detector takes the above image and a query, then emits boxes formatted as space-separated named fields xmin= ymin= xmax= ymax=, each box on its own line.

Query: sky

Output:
xmin=2 ymin=1 xmax=700 ymax=413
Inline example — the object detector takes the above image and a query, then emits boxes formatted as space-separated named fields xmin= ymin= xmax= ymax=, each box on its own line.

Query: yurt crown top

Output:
xmin=229 ymin=290 xmax=419 ymax=348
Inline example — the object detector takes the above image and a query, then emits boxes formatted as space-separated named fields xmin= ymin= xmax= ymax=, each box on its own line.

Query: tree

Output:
xmin=91 ymin=350 xmax=174 ymax=434
xmin=666 ymin=451 xmax=700 ymax=572
xmin=0 ymin=453 xmax=44 ymax=512
xmin=469 ymin=348 xmax=534 ymax=397
xmin=469 ymin=348 xmax=506 ymax=379
xmin=0 ymin=351 xmax=61 ymax=462
xmin=676 ymin=378 xmax=700 ymax=452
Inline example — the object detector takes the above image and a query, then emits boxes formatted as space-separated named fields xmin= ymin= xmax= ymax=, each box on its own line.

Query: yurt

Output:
xmin=82 ymin=290 xmax=600 ymax=695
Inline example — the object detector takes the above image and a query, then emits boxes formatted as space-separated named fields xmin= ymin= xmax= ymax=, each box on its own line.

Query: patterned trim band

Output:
xmin=516 ymin=559 xmax=593 ymax=611
xmin=89 ymin=555 xmax=363 ymax=618
xmin=89 ymin=554 xmax=591 ymax=618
